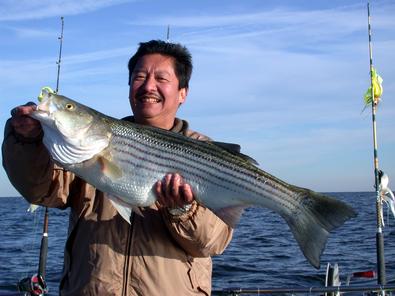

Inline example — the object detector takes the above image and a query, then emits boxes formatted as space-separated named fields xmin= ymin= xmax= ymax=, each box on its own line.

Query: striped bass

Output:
xmin=31 ymin=90 xmax=357 ymax=268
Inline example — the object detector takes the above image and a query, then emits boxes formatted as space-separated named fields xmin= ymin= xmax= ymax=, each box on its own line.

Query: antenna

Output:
xmin=166 ymin=25 xmax=170 ymax=42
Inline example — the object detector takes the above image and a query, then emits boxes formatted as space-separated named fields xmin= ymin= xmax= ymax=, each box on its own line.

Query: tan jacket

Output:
xmin=2 ymin=117 xmax=233 ymax=296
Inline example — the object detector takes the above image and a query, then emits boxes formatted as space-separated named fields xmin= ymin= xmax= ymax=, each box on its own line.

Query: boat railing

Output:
xmin=212 ymin=263 xmax=394 ymax=295
xmin=212 ymin=284 xmax=395 ymax=295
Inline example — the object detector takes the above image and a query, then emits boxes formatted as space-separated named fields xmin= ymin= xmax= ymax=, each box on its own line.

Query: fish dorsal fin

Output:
xmin=212 ymin=141 xmax=241 ymax=153
xmin=214 ymin=205 xmax=246 ymax=228
xmin=211 ymin=141 xmax=259 ymax=166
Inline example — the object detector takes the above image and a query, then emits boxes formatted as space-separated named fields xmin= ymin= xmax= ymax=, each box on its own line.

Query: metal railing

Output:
xmin=212 ymin=284 xmax=395 ymax=295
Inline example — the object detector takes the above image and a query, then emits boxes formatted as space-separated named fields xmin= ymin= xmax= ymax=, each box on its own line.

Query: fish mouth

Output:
xmin=33 ymin=101 xmax=51 ymax=118
xmin=36 ymin=104 xmax=50 ymax=114
xmin=30 ymin=97 xmax=56 ymax=123
xmin=32 ymin=109 xmax=49 ymax=120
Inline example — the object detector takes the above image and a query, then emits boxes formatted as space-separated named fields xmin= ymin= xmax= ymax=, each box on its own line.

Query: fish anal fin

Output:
xmin=109 ymin=198 xmax=132 ymax=223
xmin=98 ymin=156 xmax=123 ymax=179
xmin=108 ymin=195 xmax=144 ymax=224
xmin=214 ymin=206 xmax=246 ymax=228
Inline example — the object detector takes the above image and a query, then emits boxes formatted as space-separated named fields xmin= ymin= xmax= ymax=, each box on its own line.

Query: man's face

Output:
xmin=129 ymin=53 xmax=187 ymax=129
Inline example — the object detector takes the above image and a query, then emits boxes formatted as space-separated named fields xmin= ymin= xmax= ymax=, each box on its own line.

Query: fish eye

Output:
xmin=65 ymin=103 xmax=74 ymax=110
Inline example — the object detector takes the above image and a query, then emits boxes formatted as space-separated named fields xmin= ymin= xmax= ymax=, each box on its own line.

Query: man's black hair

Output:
xmin=128 ymin=40 xmax=193 ymax=89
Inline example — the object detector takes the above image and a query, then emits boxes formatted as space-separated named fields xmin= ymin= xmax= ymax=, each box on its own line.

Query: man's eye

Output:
xmin=133 ymin=74 xmax=146 ymax=81
xmin=157 ymin=76 xmax=168 ymax=82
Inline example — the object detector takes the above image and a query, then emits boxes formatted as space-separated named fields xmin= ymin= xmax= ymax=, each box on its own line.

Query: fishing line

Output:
xmin=20 ymin=206 xmax=43 ymax=280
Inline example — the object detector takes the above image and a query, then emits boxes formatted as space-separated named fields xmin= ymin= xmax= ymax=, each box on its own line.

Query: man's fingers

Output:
xmin=11 ymin=103 xmax=36 ymax=117
xmin=170 ymin=174 xmax=181 ymax=199
xmin=180 ymin=184 xmax=194 ymax=204
xmin=162 ymin=174 xmax=172 ymax=201
xmin=155 ymin=173 xmax=195 ymax=208
xmin=155 ymin=181 xmax=165 ymax=206
xmin=11 ymin=116 xmax=41 ymax=138
xmin=158 ymin=174 xmax=178 ymax=208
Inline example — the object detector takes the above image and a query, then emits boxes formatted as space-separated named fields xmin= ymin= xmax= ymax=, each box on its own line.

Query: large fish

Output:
xmin=31 ymin=90 xmax=357 ymax=268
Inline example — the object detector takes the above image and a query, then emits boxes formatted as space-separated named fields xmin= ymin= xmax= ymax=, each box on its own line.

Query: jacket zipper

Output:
xmin=122 ymin=213 xmax=134 ymax=296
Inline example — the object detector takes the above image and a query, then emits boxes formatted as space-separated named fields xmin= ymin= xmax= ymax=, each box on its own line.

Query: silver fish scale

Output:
xmin=33 ymin=93 xmax=357 ymax=268
xmin=106 ymin=120 xmax=300 ymax=214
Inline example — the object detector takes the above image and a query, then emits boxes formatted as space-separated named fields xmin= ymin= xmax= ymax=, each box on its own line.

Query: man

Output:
xmin=3 ymin=40 xmax=233 ymax=296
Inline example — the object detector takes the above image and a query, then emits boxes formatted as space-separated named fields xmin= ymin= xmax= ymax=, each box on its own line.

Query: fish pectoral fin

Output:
xmin=214 ymin=206 xmax=246 ymax=228
xmin=98 ymin=156 xmax=123 ymax=179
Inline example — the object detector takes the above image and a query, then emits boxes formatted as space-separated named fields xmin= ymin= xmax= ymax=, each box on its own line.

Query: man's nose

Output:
xmin=142 ymin=75 xmax=157 ymax=92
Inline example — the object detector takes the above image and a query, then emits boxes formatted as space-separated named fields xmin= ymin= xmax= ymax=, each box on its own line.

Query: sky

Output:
xmin=0 ymin=0 xmax=394 ymax=196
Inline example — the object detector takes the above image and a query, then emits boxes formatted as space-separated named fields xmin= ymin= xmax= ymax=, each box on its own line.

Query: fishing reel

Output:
xmin=17 ymin=274 xmax=48 ymax=296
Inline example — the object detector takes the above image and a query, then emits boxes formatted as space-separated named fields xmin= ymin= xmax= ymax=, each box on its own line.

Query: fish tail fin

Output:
xmin=285 ymin=190 xmax=357 ymax=269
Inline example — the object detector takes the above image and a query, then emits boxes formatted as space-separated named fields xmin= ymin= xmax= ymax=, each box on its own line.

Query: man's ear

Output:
xmin=178 ymin=87 xmax=188 ymax=104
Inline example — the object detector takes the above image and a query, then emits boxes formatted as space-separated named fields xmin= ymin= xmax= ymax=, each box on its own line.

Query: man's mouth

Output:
xmin=140 ymin=97 xmax=161 ymax=103
xmin=136 ymin=94 xmax=162 ymax=104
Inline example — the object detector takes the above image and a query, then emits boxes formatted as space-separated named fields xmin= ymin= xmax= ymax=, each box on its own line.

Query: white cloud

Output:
xmin=128 ymin=3 xmax=395 ymax=40
xmin=3 ymin=26 xmax=57 ymax=38
xmin=0 ymin=47 xmax=130 ymax=86
xmin=123 ymin=1 xmax=395 ymax=70
xmin=0 ymin=0 xmax=133 ymax=21
xmin=64 ymin=47 xmax=131 ymax=65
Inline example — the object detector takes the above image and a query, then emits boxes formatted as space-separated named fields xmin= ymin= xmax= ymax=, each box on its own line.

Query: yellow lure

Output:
xmin=364 ymin=67 xmax=383 ymax=106
xmin=38 ymin=86 xmax=56 ymax=102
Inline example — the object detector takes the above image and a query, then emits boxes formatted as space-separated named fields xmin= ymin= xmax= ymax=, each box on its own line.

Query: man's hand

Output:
xmin=155 ymin=173 xmax=194 ymax=208
xmin=10 ymin=102 xmax=42 ymax=139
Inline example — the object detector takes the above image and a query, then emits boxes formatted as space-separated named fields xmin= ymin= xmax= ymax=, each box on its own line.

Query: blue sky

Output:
xmin=1 ymin=0 xmax=394 ymax=196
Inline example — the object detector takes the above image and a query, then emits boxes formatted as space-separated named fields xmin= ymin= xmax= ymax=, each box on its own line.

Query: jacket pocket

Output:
xmin=187 ymin=258 xmax=211 ymax=295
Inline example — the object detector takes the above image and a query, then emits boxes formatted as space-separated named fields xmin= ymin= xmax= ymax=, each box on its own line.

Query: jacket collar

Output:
xmin=121 ymin=116 xmax=189 ymax=135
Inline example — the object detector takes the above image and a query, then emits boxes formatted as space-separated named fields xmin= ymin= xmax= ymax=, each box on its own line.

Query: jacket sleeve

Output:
xmin=2 ymin=118 xmax=73 ymax=208
xmin=161 ymin=124 xmax=233 ymax=257
xmin=162 ymin=202 xmax=233 ymax=257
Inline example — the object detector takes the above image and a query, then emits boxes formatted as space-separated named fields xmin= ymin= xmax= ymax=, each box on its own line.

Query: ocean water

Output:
xmin=0 ymin=192 xmax=394 ymax=295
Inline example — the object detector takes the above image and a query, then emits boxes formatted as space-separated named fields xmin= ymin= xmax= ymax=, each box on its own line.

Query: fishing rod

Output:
xmin=56 ymin=17 xmax=64 ymax=93
xmin=367 ymin=2 xmax=386 ymax=287
xmin=17 ymin=16 xmax=64 ymax=296
xmin=37 ymin=16 xmax=63 ymax=281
